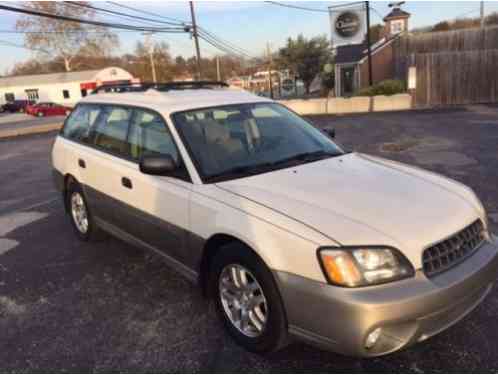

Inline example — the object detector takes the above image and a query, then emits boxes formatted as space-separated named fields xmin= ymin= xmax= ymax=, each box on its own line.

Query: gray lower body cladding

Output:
xmin=52 ymin=168 xmax=205 ymax=281
xmin=274 ymin=239 xmax=498 ymax=357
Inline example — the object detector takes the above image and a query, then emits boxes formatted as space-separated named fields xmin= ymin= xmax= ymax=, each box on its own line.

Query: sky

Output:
xmin=1 ymin=0 xmax=498 ymax=74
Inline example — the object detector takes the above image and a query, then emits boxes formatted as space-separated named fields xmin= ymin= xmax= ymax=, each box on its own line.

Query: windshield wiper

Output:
xmin=271 ymin=150 xmax=342 ymax=166
xmin=205 ymin=162 xmax=275 ymax=182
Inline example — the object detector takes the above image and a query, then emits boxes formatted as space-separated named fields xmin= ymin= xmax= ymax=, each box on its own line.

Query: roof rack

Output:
xmin=91 ymin=81 xmax=229 ymax=94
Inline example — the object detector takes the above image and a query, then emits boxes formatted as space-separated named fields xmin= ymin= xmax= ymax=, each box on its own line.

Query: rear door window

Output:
xmin=91 ymin=106 xmax=132 ymax=158
xmin=62 ymin=104 xmax=102 ymax=143
xmin=128 ymin=109 xmax=179 ymax=163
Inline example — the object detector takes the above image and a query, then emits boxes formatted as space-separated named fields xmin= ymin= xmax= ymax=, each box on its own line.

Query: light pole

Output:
xmin=143 ymin=32 xmax=157 ymax=83
xmin=189 ymin=1 xmax=202 ymax=80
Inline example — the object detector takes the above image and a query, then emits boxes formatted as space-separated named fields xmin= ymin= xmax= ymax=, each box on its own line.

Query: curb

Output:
xmin=0 ymin=123 xmax=62 ymax=139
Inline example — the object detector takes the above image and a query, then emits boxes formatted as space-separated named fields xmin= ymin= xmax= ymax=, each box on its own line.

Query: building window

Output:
xmin=81 ymin=89 xmax=88 ymax=97
xmin=63 ymin=90 xmax=70 ymax=99
xmin=25 ymin=89 xmax=39 ymax=101
xmin=5 ymin=93 xmax=14 ymax=102
xmin=390 ymin=20 xmax=404 ymax=34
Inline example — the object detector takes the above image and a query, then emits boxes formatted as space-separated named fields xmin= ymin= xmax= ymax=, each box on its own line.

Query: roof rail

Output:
xmin=91 ymin=81 xmax=229 ymax=94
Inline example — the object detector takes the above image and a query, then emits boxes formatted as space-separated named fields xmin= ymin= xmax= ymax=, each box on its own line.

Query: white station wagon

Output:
xmin=52 ymin=82 xmax=498 ymax=357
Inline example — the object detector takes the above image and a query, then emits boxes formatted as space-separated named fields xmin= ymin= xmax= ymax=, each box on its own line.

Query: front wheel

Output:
xmin=210 ymin=243 xmax=289 ymax=353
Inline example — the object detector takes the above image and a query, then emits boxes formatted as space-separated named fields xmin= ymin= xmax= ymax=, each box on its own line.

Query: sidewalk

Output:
xmin=0 ymin=122 xmax=62 ymax=139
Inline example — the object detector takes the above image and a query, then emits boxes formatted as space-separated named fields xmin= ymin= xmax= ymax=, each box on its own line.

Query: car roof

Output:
xmin=78 ymin=88 xmax=273 ymax=116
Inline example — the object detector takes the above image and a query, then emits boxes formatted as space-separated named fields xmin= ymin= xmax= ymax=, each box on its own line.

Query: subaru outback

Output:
xmin=51 ymin=82 xmax=498 ymax=357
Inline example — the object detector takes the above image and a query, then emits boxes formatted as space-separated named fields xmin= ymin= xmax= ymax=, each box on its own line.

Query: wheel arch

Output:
xmin=62 ymin=173 xmax=79 ymax=213
xmin=198 ymin=233 xmax=268 ymax=297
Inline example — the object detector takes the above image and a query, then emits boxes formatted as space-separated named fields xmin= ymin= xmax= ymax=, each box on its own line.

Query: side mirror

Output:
xmin=139 ymin=154 xmax=178 ymax=176
xmin=323 ymin=127 xmax=335 ymax=139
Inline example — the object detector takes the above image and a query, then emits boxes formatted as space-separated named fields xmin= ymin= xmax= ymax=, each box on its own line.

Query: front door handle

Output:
xmin=121 ymin=177 xmax=132 ymax=189
xmin=78 ymin=159 xmax=86 ymax=168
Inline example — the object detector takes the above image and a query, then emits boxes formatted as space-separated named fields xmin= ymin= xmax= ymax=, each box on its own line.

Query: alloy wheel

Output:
xmin=218 ymin=264 xmax=268 ymax=338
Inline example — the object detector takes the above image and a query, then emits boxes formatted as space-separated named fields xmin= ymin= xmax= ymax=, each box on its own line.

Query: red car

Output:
xmin=26 ymin=102 xmax=72 ymax=117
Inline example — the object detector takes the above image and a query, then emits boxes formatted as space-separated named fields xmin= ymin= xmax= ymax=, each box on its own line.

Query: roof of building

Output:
xmin=0 ymin=67 xmax=131 ymax=88
xmin=334 ymin=34 xmax=401 ymax=65
xmin=79 ymin=88 xmax=271 ymax=114
xmin=384 ymin=7 xmax=410 ymax=21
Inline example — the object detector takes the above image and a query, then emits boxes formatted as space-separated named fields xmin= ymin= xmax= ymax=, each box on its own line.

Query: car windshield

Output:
xmin=172 ymin=102 xmax=344 ymax=182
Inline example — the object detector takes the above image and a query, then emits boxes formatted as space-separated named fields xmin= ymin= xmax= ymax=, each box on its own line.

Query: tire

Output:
xmin=66 ymin=180 xmax=104 ymax=242
xmin=209 ymin=243 xmax=289 ymax=353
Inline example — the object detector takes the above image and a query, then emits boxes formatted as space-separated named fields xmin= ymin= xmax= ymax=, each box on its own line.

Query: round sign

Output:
xmin=335 ymin=11 xmax=361 ymax=38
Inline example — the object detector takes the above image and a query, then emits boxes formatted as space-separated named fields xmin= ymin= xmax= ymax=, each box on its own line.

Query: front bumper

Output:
xmin=274 ymin=237 xmax=498 ymax=357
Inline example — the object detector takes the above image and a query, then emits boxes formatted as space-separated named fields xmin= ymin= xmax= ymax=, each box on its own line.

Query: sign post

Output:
xmin=365 ymin=1 xmax=373 ymax=86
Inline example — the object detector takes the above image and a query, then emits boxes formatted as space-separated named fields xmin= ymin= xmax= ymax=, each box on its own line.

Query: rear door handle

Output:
xmin=121 ymin=177 xmax=132 ymax=189
xmin=78 ymin=159 xmax=86 ymax=168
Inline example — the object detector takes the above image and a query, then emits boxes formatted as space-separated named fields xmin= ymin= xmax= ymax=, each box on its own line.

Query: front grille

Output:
xmin=422 ymin=220 xmax=486 ymax=277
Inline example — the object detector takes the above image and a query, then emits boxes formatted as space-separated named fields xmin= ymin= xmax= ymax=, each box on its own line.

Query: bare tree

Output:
xmin=16 ymin=1 xmax=119 ymax=72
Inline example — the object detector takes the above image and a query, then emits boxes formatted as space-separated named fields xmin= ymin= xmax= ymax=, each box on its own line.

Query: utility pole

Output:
xmin=143 ymin=32 xmax=157 ymax=83
xmin=480 ymin=0 xmax=485 ymax=28
xmin=266 ymin=42 xmax=274 ymax=99
xmin=216 ymin=56 xmax=221 ymax=81
xmin=365 ymin=1 xmax=373 ymax=87
xmin=189 ymin=1 xmax=202 ymax=80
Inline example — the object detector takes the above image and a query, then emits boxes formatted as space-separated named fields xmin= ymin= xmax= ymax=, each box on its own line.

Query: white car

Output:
xmin=51 ymin=82 xmax=498 ymax=357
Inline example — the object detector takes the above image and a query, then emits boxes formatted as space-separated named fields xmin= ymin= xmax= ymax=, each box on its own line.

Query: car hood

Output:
xmin=216 ymin=153 xmax=482 ymax=269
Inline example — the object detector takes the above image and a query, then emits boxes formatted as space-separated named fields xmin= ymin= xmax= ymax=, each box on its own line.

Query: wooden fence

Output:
xmin=394 ymin=26 xmax=498 ymax=107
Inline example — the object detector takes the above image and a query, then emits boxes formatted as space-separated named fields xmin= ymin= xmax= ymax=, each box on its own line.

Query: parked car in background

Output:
xmin=26 ymin=102 xmax=72 ymax=117
xmin=2 ymin=100 xmax=35 ymax=113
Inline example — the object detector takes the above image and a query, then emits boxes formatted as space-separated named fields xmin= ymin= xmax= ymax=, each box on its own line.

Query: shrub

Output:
xmin=355 ymin=79 xmax=406 ymax=96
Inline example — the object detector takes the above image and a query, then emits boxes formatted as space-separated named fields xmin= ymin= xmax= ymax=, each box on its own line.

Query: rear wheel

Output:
xmin=210 ymin=243 xmax=288 ymax=353
xmin=66 ymin=181 xmax=103 ymax=242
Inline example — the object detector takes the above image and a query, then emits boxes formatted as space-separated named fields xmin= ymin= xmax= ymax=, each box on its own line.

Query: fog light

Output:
xmin=365 ymin=328 xmax=382 ymax=349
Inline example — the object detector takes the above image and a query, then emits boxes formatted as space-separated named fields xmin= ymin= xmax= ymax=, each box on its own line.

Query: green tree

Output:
xmin=277 ymin=34 xmax=332 ymax=94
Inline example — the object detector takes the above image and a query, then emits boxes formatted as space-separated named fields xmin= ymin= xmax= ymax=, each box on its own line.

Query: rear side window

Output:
xmin=92 ymin=106 xmax=132 ymax=157
xmin=62 ymin=104 xmax=102 ymax=142
xmin=128 ymin=109 xmax=179 ymax=163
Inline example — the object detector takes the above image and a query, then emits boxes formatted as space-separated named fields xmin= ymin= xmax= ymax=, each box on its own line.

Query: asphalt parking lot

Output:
xmin=1 ymin=106 xmax=498 ymax=372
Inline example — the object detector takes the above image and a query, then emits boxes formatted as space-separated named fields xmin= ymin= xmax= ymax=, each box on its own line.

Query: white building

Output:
xmin=0 ymin=67 xmax=135 ymax=106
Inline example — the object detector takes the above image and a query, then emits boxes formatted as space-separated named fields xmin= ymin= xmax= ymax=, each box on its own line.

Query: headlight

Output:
xmin=317 ymin=246 xmax=414 ymax=287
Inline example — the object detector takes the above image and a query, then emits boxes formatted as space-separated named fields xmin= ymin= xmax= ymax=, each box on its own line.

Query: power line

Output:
xmin=106 ymin=1 xmax=189 ymax=25
xmin=65 ymin=1 xmax=185 ymax=27
xmin=104 ymin=2 xmax=253 ymax=59
xmin=0 ymin=3 xmax=186 ymax=33
xmin=198 ymin=33 xmax=252 ymax=59
xmin=198 ymin=27 xmax=253 ymax=57
xmin=369 ymin=6 xmax=385 ymax=21
xmin=264 ymin=1 xmax=329 ymax=13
